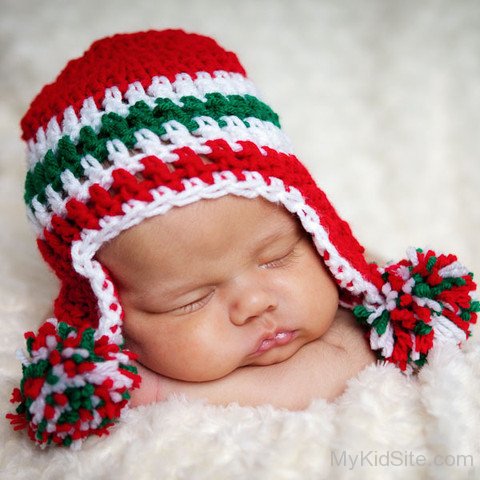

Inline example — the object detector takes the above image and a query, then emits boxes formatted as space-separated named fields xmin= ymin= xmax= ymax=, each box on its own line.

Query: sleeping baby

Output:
xmin=96 ymin=194 xmax=377 ymax=409
xmin=7 ymin=29 xmax=478 ymax=448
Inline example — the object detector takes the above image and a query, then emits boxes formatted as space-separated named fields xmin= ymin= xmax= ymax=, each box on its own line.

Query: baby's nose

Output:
xmin=228 ymin=274 xmax=277 ymax=326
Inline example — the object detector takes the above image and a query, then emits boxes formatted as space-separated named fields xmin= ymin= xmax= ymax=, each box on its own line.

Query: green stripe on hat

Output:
xmin=25 ymin=93 xmax=280 ymax=207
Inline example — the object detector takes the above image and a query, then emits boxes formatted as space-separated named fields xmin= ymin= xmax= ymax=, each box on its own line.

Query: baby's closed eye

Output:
xmin=170 ymin=290 xmax=216 ymax=315
xmin=168 ymin=241 xmax=303 ymax=314
xmin=259 ymin=243 xmax=301 ymax=269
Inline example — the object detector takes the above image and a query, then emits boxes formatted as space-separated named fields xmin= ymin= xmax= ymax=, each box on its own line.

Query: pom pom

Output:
xmin=6 ymin=319 xmax=140 ymax=448
xmin=354 ymin=248 xmax=479 ymax=372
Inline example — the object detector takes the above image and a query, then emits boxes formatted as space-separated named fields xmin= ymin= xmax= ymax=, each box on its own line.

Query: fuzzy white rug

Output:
xmin=2 ymin=340 xmax=479 ymax=479
xmin=1 ymin=1 xmax=479 ymax=479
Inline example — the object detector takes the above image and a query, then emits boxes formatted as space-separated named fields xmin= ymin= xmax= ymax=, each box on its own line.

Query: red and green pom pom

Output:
xmin=354 ymin=248 xmax=479 ymax=372
xmin=6 ymin=319 xmax=141 ymax=448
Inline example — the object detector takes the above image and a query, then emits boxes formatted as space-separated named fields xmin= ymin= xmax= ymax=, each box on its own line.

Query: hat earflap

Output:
xmin=353 ymin=247 xmax=479 ymax=372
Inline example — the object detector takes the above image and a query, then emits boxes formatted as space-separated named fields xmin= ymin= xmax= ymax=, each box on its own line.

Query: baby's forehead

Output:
xmin=96 ymin=195 xmax=303 ymax=267
xmin=127 ymin=195 xmax=297 ymax=239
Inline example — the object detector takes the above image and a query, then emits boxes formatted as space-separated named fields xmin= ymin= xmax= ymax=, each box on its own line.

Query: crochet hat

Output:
xmin=7 ymin=29 xmax=478 ymax=448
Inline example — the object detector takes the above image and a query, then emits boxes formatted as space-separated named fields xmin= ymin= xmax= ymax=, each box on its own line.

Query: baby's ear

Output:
xmin=354 ymin=247 xmax=479 ymax=373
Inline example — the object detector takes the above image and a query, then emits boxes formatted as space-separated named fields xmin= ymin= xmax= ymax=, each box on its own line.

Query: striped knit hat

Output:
xmin=7 ymin=29 xmax=478 ymax=448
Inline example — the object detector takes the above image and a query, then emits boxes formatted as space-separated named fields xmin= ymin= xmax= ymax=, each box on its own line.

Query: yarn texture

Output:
xmin=7 ymin=29 xmax=478 ymax=448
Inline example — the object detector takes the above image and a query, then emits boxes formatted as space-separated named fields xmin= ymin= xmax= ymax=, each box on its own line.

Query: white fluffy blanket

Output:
xmin=1 ymin=1 xmax=479 ymax=479
xmin=2 ymin=340 xmax=479 ymax=479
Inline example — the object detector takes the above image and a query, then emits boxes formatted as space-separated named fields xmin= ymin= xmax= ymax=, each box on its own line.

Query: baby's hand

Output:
xmin=37 ymin=307 xmax=372 ymax=410
xmin=129 ymin=361 xmax=204 ymax=406
xmin=128 ymin=309 xmax=376 ymax=410
xmin=129 ymin=339 xmax=348 ymax=411
xmin=129 ymin=361 xmax=163 ymax=407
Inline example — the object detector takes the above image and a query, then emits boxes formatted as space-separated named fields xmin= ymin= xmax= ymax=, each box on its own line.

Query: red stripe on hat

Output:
xmin=21 ymin=29 xmax=246 ymax=141
xmin=44 ymin=139 xmax=375 ymax=290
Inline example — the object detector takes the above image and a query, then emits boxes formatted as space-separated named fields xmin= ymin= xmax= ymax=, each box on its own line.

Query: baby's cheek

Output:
xmin=160 ymin=336 xmax=239 ymax=381
xmin=122 ymin=309 xmax=244 ymax=381
xmin=122 ymin=332 xmax=143 ymax=359
xmin=121 ymin=311 xmax=168 ymax=367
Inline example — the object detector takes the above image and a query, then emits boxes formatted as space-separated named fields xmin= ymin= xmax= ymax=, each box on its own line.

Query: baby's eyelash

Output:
xmin=260 ymin=246 xmax=300 ymax=269
xmin=174 ymin=290 xmax=215 ymax=315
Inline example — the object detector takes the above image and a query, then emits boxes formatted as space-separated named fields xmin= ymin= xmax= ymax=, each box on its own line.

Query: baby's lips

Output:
xmin=252 ymin=329 xmax=298 ymax=355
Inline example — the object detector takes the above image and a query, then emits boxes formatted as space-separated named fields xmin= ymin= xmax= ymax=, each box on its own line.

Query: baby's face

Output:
xmin=96 ymin=196 xmax=339 ymax=381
